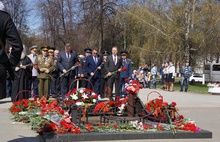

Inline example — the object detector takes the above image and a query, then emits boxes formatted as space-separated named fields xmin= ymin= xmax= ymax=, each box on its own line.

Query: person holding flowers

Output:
xmin=105 ymin=46 xmax=122 ymax=101
xmin=35 ymin=46 xmax=55 ymax=99
xmin=120 ymin=50 xmax=132 ymax=98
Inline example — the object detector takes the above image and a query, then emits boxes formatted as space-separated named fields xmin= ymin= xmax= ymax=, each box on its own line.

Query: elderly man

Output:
xmin=57 ymin=43 xmax=78 ymax=98
xmin=35 ymin=46 xmax=55 ymax=99
xmin=0 ymin=5 xmax=23 ymax=99
xmin=27 ymin=45 xmax=38 ymax=97
xmin=105 ymin=46 xmax=122 ymax=101
xmin=50 ymin=48 xmax=60 ymax=98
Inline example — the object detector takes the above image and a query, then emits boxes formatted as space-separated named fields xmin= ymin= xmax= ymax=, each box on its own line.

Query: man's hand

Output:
xmin=15 ymin=67 xmax=20 ymax=71
xmin=78 ymin=74 xmax=81 ymax=77
xmin=63 ymin=69 xmax=67 ymax=73
xmin=81 ymin=74 xmax=84 ymax=77
xmin=71 ymin=66 xmax=75 ymax=70
xmin=45 ymin=69 xmax=50 ymax=74
xmin=118 ymin=68 xmax=122 ymax=72
xmin=97 ymin=66 xmax=101 ymax=70
xmin=90 ymin=72 xmax=94 ymax=76
xmin=107 ymin=72 xmax=111 ymax=76
xmin=21 ymin=66 xmax=26 ymax=69
xmin=40 ymin=68 xmax=44 ymax=72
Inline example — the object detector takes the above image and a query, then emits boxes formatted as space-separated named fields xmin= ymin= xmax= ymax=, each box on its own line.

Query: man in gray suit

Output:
xmin=57 ymin=43 xmax=78 ymax=98
xmin=105 ymin=46 xmax=122 ymax=101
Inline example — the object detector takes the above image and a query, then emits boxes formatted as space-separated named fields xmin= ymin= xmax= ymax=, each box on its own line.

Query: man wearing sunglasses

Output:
xmin=85 ymin=48 xmax=103 ymax=95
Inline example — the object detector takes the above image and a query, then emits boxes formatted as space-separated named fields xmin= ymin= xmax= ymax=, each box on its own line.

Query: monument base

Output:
xmin=39 ymin=129 xmax=212 ymax=142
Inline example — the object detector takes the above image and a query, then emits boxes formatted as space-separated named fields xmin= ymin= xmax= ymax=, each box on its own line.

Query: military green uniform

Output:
xmin=35 ymin=48 xmax=55 ymax=99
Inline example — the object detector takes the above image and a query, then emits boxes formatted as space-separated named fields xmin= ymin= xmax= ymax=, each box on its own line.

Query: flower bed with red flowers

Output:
xmin=9 ymin=90 xmax=201 ymax=136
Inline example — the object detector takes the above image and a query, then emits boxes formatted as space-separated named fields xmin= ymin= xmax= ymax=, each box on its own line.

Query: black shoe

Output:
xmin=185 ymin=90 xmax=187 ymax=92
xmin=180 ymin=90 xmax=183 ymax=92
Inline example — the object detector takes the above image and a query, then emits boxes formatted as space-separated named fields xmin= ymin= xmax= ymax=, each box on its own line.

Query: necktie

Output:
xmin=114 ymin=55 xmax=116 ymax=65
xmin=94 ymin=56 xmax=97 ymax=65
xmin=67 ymin=53 xmax=70 ymax=61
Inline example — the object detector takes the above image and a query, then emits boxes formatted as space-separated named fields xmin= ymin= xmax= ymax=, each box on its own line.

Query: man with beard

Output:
xmin=11 ymin=46 xmax=32 ymax=102
xmin=0 ymin=4 xmax=23 ymax=100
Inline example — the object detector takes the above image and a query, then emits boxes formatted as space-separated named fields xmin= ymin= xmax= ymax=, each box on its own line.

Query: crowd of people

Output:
xmin=5 ymin=44 xmax=193 ymax=102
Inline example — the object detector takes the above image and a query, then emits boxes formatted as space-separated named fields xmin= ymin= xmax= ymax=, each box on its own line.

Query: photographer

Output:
xmin=180 ymin=61 xmax=192 ymax=92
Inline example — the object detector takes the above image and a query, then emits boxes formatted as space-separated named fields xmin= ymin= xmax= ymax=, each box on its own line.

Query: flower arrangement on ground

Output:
xmin=124 ymin=80 xmax=143 ymax=95
xmin=64 ymin=88 xmax=98 ymax=108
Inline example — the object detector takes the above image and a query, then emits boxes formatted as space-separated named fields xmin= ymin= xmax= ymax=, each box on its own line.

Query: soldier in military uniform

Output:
xmin=77 ymin=48 xmax=92 ymax=88
xmin=100 ymin=51 xmax=109 ymax=98
xmin=35 ymin=46 xmax=55 ymax=99
xmin=120 ymin=50 xmax=132 ymax=98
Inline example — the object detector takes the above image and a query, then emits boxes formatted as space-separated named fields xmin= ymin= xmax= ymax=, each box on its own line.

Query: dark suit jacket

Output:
xmin=105 ymin=54 xmax=122 ymax=78
xmin=85 ymin=54 xmax=103 ymax=78
xmin=57 ymin=50 xmax=78 ymax=76
xmin=0 ymin=10 xmax=23 ymax=67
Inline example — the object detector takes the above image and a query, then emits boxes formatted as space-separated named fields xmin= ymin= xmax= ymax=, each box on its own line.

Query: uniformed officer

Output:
xmin=77 ymin=48 xmax=92 ymax=88
xmin=100 ymin=51 xmax=109 ymax=98
xmin=0 ymin=7 xmax=23 ymax=100
xmin=35 ymin=46 xmax=55 ymax=99
xmin=48 ymin=47 xmax=59 ymax=98
xmin=120 ymin=50 xmax=132 ymax=98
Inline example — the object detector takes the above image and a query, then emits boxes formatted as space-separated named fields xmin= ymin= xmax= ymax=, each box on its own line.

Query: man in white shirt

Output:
xmin=27 ymin=45 xmax=38 ymax=97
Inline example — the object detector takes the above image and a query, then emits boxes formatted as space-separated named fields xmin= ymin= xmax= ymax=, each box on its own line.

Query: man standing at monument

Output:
xmin=57 ymin=43 xmax=78 ymax=98
xmin=105 ymin=47 xmax=122 ymax=101
xmin=0 ymin=3 xmax=23 ymax=100
xmin=27 ymin=45 xmax=38 ymax=97
xmin=35 ymin=46 xmax=55 ymax=99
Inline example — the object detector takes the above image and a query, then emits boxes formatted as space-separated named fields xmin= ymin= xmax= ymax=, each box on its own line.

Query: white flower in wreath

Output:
xmin=70 ymin=94 xmax=78 ymax=100
xmin=79 ymin=88 xmax=84 ymax=94
xmin=76 ymin=102 xmax=82 ymax=106
xmin=82 ymin=93 xmax=88 ymax=99
xmin=92 ymin=99 xmax=97 ymax=103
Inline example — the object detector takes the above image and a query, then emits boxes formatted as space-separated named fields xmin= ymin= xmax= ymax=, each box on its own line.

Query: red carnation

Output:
xmin=114 ymin=124 xmax=118 ymax=129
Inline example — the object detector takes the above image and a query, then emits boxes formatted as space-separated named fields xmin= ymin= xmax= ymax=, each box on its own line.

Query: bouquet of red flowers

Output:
xmin=104 ymin=66 xmax=126 ymax=78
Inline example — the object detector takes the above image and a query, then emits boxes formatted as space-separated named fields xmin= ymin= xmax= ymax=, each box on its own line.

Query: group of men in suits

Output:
xmin=81 ymin=46 xmax=133 ymax=101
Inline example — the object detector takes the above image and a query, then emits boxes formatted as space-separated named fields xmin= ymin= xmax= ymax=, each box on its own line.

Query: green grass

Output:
xmin=156 ymin=77 xmax=209 ymax=94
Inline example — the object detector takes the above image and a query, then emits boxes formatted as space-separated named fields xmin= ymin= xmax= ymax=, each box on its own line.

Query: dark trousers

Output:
xmin=88 ymin=77 xmax=100 ymax=94
xmin=0 ymin=66 xmax=7 ymax=100
xmin=107 ymin=77 xmax=120 ymax=99
xmin=50 ymin=77 xmax=60 ymax=97
xmin=120 ymin=78 xmax=126 ymax=97
xmin=6 ymin=78 xmax=12 ymax=97
xmin=28 ymin=76 xmax=39 ymax=97
xmin=100 ymin=77 xmax=107 ymax=97
xmin=60 ymin=76 xmax=75 ymax=98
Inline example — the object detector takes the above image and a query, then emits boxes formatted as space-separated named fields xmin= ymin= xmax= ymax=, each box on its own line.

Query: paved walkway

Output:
xmin=1 ymin=88 xmax=219 ymax=142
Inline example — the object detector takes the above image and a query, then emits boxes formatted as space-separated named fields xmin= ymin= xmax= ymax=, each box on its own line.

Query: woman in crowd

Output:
xmin=168 ymin=61 xmax=175 ymax=91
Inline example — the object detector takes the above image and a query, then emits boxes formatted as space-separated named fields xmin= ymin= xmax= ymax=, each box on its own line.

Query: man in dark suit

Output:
xmin=105 ymin=47 xmax=122 ymax=101
xmin=57 ymin=43 xmax=78 ymax=98
xmin=100 ymin=51 xmax=109 ymax=98
xmin=0 ymin=8 xmax=23 ymax=100
xmin=85 ymin=48 xmax=103 ymax=95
